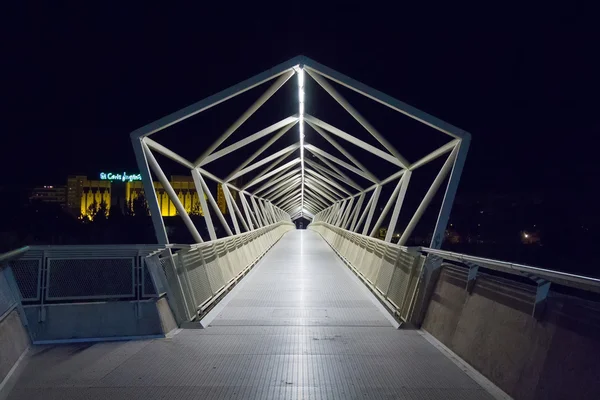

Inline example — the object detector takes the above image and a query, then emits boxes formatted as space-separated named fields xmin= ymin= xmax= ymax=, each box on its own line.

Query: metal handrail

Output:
xmin=184 ymin=220 xmax=294 ymax=250
xmin=309 ymin=221 xmax=414 ymax=254
xmin=311 ymin=221 xmax=600 ymax=293
xmin=0 ymin=246 xmax=30 ymax=267
xmin=421 ymin=247 xmax=600 ymax=292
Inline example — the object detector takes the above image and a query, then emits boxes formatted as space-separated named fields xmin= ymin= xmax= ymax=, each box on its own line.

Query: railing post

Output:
xmin=1 ymin=266 xmax=30 ymax=332
xmin=405 ymin=253 xmax=442 ymax=327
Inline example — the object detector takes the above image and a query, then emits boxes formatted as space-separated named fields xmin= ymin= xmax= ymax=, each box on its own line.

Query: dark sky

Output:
xmin=5 ymin=5 xmax=599 ymax=209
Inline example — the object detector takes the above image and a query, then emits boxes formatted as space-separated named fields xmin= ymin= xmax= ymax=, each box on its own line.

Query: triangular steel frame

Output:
xmin=130 ymin=56 xmax=471 ymax=249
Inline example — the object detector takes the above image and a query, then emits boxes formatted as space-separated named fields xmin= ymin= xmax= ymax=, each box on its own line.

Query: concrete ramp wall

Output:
xmin=23 ymin=297 xmax=177 ymax=344
xmin=0 ymin=309 xmax=29 ymax=392
xmin=422 ymin=264 xmax=600 ymax=400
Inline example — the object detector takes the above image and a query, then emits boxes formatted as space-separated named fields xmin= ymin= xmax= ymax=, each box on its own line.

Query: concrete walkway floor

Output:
xmin=7 ymin=230 xmax=497 ymax=399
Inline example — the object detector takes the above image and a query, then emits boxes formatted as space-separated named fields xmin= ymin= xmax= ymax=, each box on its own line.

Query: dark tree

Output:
xmin=93 ymin=201 xmax=108 ymax=222
xmin=132 ymin=194 xmax=150 ymax=217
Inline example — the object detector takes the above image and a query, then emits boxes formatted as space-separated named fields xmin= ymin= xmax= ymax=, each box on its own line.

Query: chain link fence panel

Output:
xmin=11 ymin=259 xmax=41 ymax=301
xmin=46 ymin=258 xmax=135 ymax=300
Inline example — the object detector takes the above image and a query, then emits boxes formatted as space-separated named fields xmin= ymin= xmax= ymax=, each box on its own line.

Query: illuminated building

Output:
xmin=65 ymin=172 xmax=230 ymax=218
xmin=30 ymin=186 xmax=67 ymax=205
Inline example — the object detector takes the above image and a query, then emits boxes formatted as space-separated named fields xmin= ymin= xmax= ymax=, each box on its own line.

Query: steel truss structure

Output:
xmin=130 ymin=56 xmax=471 ymax=248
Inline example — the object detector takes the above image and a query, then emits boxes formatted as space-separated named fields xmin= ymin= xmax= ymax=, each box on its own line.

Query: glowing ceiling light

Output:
xmin=295 ymin=66 xmax=305 ymax=216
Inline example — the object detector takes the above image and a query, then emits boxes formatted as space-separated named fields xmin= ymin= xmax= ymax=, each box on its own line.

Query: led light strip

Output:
xmin=296 ymin=66 xmax=305 ymax=218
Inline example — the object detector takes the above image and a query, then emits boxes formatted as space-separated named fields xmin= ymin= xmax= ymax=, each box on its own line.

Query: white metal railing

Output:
xmin=310 ymin=221 xmax=600 ymax=323
xmin=146 ymin=221 xmax=294 ymax=323
xmin=0 ymin=247 xmax=30 ymax=322
xmin=309 ymin=221 xmax=424 ymax=322
xmin=6 ymin=245 xmax=166 ymax=307
xmin=3 ymin=221 xmax=292 ymax=326
xmin=420 ymin=247 xmax=600 ymax=294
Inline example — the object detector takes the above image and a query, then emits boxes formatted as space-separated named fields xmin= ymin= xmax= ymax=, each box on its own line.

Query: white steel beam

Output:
xmin=144 ymin=138 xmax=195 ymax=169
xmin=253 ymin=168 xmax=301 ymax=195
xmin=260 ymin=174 xmax=301 ymax=200
xmin=361 ymin=187 xmax=381 ymax=234
xmin=250 ymin=196 xmax=266 ymax=227
xmin=270 ymin=178 xmax=302 ymax=204
xmin=384 ymin=171 xmax=412 ymax=242
xmin=305 ymin=115 xmax=405 ymax=168
xmin=303 ymin=188 xmax=329 ymax=208
xmin=285 ymin=201 xmax=302 ymax=213
xmin=305 ymin=181 xmax=337 ymax=204
xmin=228 ymin=189 xmax=250 ymax=232
xmin=256 ymin=170 xmax=301 ymax=198
xmin=305 ymin=145 xmax=377 ymax=183
xmin=334 ymin=199 xmax=349 ymax=226
xmin=131 ymin=137 xmax=168 ymax=244
xmin=191 ymin=168 xmax=216 ymax=241
xmin=303 ymin=190 xmax=329 ymax=210
xmin=304 ymin=159 xmax=360 ymax=193
xmin=304 ymin=60 xmax=471 ymax=140
xmin=304 ymin=168 xmax=352 ymax=196
xmin=239 ymin=192 xmax=256 ymax=230
xmin=221 ymin=184 xmax=240 ymax=234
xmin=201 ymin=117 xmax=298 ymax=166
xmin=410 ymin=139 xmax=460 ymax=171
xmin=194 ymin=70 xmax=295 ymax=166
xmin=279 ymin=192 xmax=302 ymax=211
xmin=340 ymin=196 xmax=355 ymax=229
xmin=259 ymin=199 xmax=274 ymax=224
xmin=243 ymin=159 xmax=301 ymax=190
xmin=305 ymin=68 xmax=410 ymax=167
xmin=349 ymin=193 xmax=365 ymax=231
xmin=228 ymin=143 xmax=300 ymax=182
xmin=429 ymin=138 xmax=470 ymax=249
xmin=195 ymin=170 xmax=234 ymax=237
xmin=305 ymin=175 xmax=345 ymax=199
xmin=398 ymin=146 xmax=459 ymax=246
xmin=224 ymin=122 xmax=297 ymax=182
xmin=309 ymin=151 xmax=363 ymax=190
xmin=369 ymin=176 xmax=404 ymax=237
xmin=130 ymin=58 xmax=303 ymax=140
xmin=301 ymin=201 xmax=321 ymax=214
xmin=307 ymin=121 xmax=379 ymax=182
xmin=143 ymin=142 xmax=203 ymax=243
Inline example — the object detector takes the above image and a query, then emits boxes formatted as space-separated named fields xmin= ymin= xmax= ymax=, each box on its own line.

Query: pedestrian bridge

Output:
xmin=2 ymin=230 xmax=506 ymax=399
xmin=1 ymin=56 xmax=599 ymax=399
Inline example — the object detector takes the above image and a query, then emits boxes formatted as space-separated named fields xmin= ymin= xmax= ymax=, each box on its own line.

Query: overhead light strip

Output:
xmin=295 ymin=65 xmax=306 ymax=218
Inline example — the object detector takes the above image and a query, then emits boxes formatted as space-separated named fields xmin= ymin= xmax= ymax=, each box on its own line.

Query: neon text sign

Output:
xmin=99 ymin=172 xmax=142 ymax=182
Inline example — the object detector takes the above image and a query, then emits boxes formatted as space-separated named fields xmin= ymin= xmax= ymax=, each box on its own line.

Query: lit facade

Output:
xmin=30 ymin=186 xmax=67 ymax=205
xmin=66 ymin=174 xmax=229 ymax=218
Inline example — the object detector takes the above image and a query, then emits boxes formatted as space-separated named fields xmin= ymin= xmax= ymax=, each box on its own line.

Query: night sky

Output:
xmin=5 ymin=6 xmax=598 ymax=209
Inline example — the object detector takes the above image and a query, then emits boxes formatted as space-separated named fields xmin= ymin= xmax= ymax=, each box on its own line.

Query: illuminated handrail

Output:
xmin=421 ymin=247 xmax=600 ymax=293
xmin=0 ymin=246 xmax=30 ymax=267
xmin=311 ymin=220 xmax=600 ymax=294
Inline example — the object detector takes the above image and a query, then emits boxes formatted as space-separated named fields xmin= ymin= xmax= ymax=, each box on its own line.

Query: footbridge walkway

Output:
xmin=1 ymin=56 xmax=599 ymax=399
